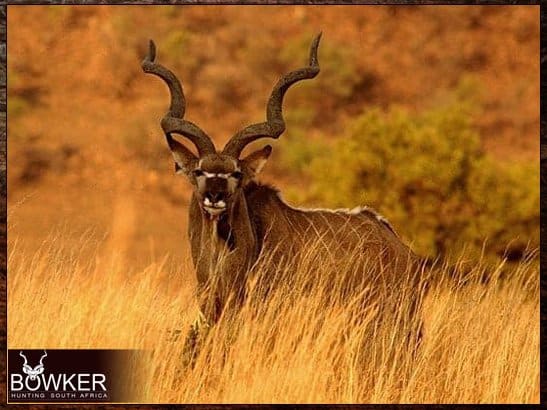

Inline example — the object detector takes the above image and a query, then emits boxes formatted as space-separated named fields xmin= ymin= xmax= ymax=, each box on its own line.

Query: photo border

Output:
xmin=0 ymin=1 xmax=542 ymax=407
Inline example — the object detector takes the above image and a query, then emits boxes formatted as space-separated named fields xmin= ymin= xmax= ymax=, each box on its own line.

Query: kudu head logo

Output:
xmin=20 ymin=350 xmax=47 ymax=380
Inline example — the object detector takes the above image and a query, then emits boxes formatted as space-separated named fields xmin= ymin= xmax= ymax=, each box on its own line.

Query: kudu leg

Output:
xmin=181 ymin=292 xmax=220 ymax=369
xmin=182 ymin=287 xmax=247 ymax=368
xmin=182 ymin=309 xmax=211 ymax=369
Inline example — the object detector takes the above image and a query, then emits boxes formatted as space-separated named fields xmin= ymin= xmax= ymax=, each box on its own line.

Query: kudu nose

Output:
xmin=205 ymin=192 xmax=226 ymax=203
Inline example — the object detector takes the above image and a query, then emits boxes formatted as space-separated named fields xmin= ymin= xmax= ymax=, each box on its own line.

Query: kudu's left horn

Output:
xmin=222 ymin=32 xmax=322 ymax=158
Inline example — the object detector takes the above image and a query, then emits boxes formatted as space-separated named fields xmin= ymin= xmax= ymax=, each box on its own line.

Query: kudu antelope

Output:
xmin=142 ymin=34 xmax=422 ymax=356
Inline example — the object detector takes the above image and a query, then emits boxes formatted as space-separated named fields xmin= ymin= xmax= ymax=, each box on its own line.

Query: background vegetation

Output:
xmin=7 ymin=5 xmax=539 ymax=268
xmin=281 ymin=78 xmax=538 ymax=265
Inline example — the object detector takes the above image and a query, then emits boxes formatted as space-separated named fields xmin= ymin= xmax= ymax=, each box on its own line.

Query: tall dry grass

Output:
xmin=7 ymin=219 xmax=539 ymax=404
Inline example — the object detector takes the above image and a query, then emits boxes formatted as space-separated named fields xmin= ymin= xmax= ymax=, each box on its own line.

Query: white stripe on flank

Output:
xmin=275 ymin=191 xmax=398 ymax=235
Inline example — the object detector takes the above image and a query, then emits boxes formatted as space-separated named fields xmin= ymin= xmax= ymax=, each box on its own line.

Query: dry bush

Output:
xmin=7 ymin=225 xmax=538 ymax=404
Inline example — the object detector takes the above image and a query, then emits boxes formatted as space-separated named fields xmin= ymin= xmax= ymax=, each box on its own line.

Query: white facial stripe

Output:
xmin=202 ymin=171 xmax=233 ymax=179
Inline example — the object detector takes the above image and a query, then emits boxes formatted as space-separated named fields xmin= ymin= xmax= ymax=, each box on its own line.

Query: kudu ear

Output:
xmin=241 ymin=145 xmax=272 ymax=176
xmin=166 ymin=135 xmax=198 ymax=175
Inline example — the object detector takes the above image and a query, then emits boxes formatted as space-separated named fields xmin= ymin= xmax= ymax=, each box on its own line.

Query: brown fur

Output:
xmin=190 ymin=181 xmax=419 ymax=324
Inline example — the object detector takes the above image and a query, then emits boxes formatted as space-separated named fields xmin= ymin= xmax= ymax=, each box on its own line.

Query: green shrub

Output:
xmin=282 ymin=89 xmax=539 ymax=264
xmin=46 ymin=5 xmax=71 ymax=22
xmin=277 ymin=108 xmax=324 ymax=174
xmin=8 ymin=67 xmax=33 ymax=120
xmin=8 ymin=96 xmax=28 ymax=119
xmin=163 ymin=30 xmax=191 ymax=59
xmin=159 ymin=29 xmax=202 ymax=78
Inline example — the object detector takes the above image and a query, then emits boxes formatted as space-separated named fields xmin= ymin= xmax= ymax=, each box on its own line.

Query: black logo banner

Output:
xmin=8 ymin=349 xmax=145 ymax=403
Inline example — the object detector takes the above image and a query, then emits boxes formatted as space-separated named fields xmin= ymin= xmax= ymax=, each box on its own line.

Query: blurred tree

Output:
xmin=282 ymin=80 xmax=539 ymax=264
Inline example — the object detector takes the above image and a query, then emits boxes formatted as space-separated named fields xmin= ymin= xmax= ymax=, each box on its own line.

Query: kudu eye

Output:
xmin=192 ymin=169 xmax=204 ymax=177
xmin=231 ymin=171 xmax=243 ymax=179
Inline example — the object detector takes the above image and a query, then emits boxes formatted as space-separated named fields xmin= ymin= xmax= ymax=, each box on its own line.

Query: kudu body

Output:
xmin=142 ymin=34 xmax=421 ymax=342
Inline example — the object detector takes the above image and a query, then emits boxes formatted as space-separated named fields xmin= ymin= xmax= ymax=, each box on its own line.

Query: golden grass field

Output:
xmin=7 ymin=203 xmax=539 ymax=404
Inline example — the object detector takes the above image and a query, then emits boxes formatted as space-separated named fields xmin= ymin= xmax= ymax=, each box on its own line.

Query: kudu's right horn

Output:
xmin=142 ymin=40 xmax=216 ymax=156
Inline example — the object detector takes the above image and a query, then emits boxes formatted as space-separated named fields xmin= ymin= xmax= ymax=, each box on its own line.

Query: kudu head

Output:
xmin=142 ymin=34 xmax=321 ymax=219
xmin=20 ymin=350 xmax=47 ymax=380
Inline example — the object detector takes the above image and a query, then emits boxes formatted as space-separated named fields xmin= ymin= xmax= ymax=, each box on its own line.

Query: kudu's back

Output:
xmin=244 ymin=182 xmax=421 ymax=302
